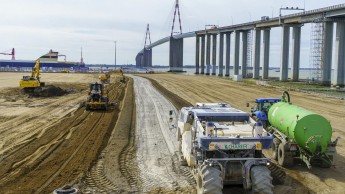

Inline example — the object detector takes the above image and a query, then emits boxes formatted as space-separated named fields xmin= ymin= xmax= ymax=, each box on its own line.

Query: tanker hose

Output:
xmin=282 ymin=91 xmax=290 ymax=103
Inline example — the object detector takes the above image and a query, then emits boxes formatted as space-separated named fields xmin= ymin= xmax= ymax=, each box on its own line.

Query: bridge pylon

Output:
xmin=169 ymin=0 xmax=184 ymax=72
xmin=137 ymin=24 xmax=153 ymax=68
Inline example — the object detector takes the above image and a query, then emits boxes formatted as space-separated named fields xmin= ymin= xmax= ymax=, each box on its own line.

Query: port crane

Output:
xmin=0 ymin=48 xmax=15 ymax=60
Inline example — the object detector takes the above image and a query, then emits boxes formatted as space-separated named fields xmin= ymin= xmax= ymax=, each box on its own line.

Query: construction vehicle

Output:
xmin=19 ymin=59 xmax=45 ymax=92
xmin=250 ymin=91 xmax=339 ymax=168
xmin=249 ymin=97 xmax=281 ymax=128
xmin=99 ymin=69 xmax=124 ymax=83
xmin=85 ymin=82 xmax=109 ymax=111
xmin=170 ymin=103 xmax=274 ymax=194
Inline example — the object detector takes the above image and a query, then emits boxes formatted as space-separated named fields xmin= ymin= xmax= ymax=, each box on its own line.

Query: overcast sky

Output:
xmin=0 ymin=0 xmax=344 ymax=67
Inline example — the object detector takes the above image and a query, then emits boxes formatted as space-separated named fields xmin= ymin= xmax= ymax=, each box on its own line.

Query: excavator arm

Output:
xmin=106 ymin=69 xmax=123 ymax=78
xmin=99 ymin=69 xmax=124 ymax=83
xmin=20 ymin=59 xmax=44 ymax=90
xmin=31 ymin=59 xmax=41 ymax=81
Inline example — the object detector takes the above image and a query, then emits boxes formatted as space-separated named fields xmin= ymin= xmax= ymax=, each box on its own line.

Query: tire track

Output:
xmin=36 ymin=112 xmax=105 ymax=193
xmin=80 ymin=77 xmax=136 ymax=193
xmin=131 ymin=76 xmax=196 ymax=193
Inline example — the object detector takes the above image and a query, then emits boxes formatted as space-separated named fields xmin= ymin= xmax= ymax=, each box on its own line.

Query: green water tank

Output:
xmin=268 ymin=101 xmax=332 ymax=154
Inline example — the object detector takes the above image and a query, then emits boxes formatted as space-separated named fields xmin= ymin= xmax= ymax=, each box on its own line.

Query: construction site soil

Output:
xmin=0 ymin=72 xmax=344 ymax=194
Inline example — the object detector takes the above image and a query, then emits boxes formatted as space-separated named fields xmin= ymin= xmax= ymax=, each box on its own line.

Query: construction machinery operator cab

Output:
xmin=90 ymin=83 xmax=102 ymax=93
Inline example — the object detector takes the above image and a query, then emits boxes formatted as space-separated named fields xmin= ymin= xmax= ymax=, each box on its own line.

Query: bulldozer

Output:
xmin=19 ymin=59 xmax=45 ymax=93
xmin=85 ymin=82 xmax=109 ymax=111
xmin=99 ymin=69 xmax=124 ymax=84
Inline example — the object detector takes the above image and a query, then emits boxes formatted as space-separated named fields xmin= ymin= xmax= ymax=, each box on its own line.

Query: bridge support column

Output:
xmin=234 ymin=31 xmax=240 ymax=75
xmin=333 ymin=22 xmax=345 ymax=86
xmin=241 ymin=31 xmax=248 ymax=77
xmin=280 ymin=25 xmax=290 ymax=81
xmin=291 ymin=25 xmax=301 ymax=81
xmin=262 ymin=29 xmax=270 ymax=79
xmin=169 ymin=37 xmax=183 ymax=72
xmin=201 ymin=35 xmax=205 ymax=74
xmin=135 ymin=53 xmax=143 ymax=67
xmin=253 ymin=29 xmax=261 ymax=79
xmin=218 ymin=33 xmax=224 ymax=76
xmin=195 ymin=36 xmax=200 ymax=74
xmin=206 ymin=34 xmax=211 ymax=75
xmin=143 ymin=48 xmax=152 ymax=67
xmin=225 ymin=32 xmax=231 ymax=77
xmin=322 ymin=22 xmax=334 ymax=85
xmin=212 ymin=34 xmax=217 ymax=75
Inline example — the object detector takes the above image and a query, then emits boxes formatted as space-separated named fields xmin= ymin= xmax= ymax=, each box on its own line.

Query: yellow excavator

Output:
xmin=99 ymin=69 xmax=124 ymax=83
xmin=19 ymin=59 xmax=45 ymax=92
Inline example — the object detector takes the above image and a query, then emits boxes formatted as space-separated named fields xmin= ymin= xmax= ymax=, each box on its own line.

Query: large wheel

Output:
xmin=196 ymin=165 xmax=223 ymax=194
xmin=272 ymin=138 xmax=280 ymax=160
xmin=277 ymin=143 xmax=293 ymax=167
xmin=251 ymin=165 xmax=273 ymax=194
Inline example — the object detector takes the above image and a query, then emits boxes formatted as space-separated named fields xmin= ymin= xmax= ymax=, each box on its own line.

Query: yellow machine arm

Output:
xmin=106 ymin=69 xmax=123 ymax=78
xmin=31 ymin=59 xmax=41 ymax=81
xmin=20 ymin=59 xmax=44 ymax=90
xmin=99 ymin=69 xmax=124 ymax=83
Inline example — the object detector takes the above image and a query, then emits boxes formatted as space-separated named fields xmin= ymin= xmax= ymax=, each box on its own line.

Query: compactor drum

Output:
xmin=170 ymin=103 xmax=274 ymax=194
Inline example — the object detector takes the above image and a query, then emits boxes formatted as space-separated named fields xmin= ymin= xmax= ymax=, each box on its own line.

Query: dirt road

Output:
xmin=130 ymin=75 xmax=195 ymax=193
xmin=141 ymin=73 xmax=345 ymax=194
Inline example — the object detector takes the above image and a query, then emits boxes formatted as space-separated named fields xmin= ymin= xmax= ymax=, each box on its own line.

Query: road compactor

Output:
xmin=85 ymin=82 xmax=109 ymax=111
xmin=19 ymin=59 xmax=45 ymax=92
xmin=170 ymin=103 xmax=274 ymax=194
xmin=250 ymin=91 xmax=339 ymax=168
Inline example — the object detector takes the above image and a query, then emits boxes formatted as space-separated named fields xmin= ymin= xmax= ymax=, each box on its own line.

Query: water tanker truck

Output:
xmin=170 ymin=103 xmax=274 ymax=194
xmin=250 ymin=91 xmax=339 ymax=168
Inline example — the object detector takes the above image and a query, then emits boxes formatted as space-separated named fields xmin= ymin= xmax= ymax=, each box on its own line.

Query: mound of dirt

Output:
xmin=29 ymin=85 xmax=69 ymax=97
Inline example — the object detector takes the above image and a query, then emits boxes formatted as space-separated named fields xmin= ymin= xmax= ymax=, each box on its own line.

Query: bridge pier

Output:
xmin=291 ymin=25 xmax=301 ymax=81
xmin=212 ymin=34 xmax=217 ymax=75
xmin=169 ymin=37 xmax=183 ymax=72
xmin=262 ymin=29 xmax=270 ymax=79
xmin=201 ymin=35 xmax=205 ymax=74
xmin=195 ymin=36 xmax=200 ymax=74
xmin=280 ymin=25 xmax=290 ymax=81
xmin=322 ymin=22 xmax=334 ymax=85
xmin=234 ymin=31 xmax=240 ymax=75
xmin=241 ymin=31 xmax=248 ymax=78
xmin=225 ymin=32 xmax=231 ymax=77
xmin=143 ymin=48 xmax=152 ymax=67
xmin=206 ymin=34 xmax=211 ymax=75
xmin=333 ymin=22 xmax=345 ymax=86
xmin=218 ymin=33 xmax=224 ymax=76
xmin=253 ymin=29 xmax=261 ymax=79
xmin=135 ymin=53 xmax=143 ymax=67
